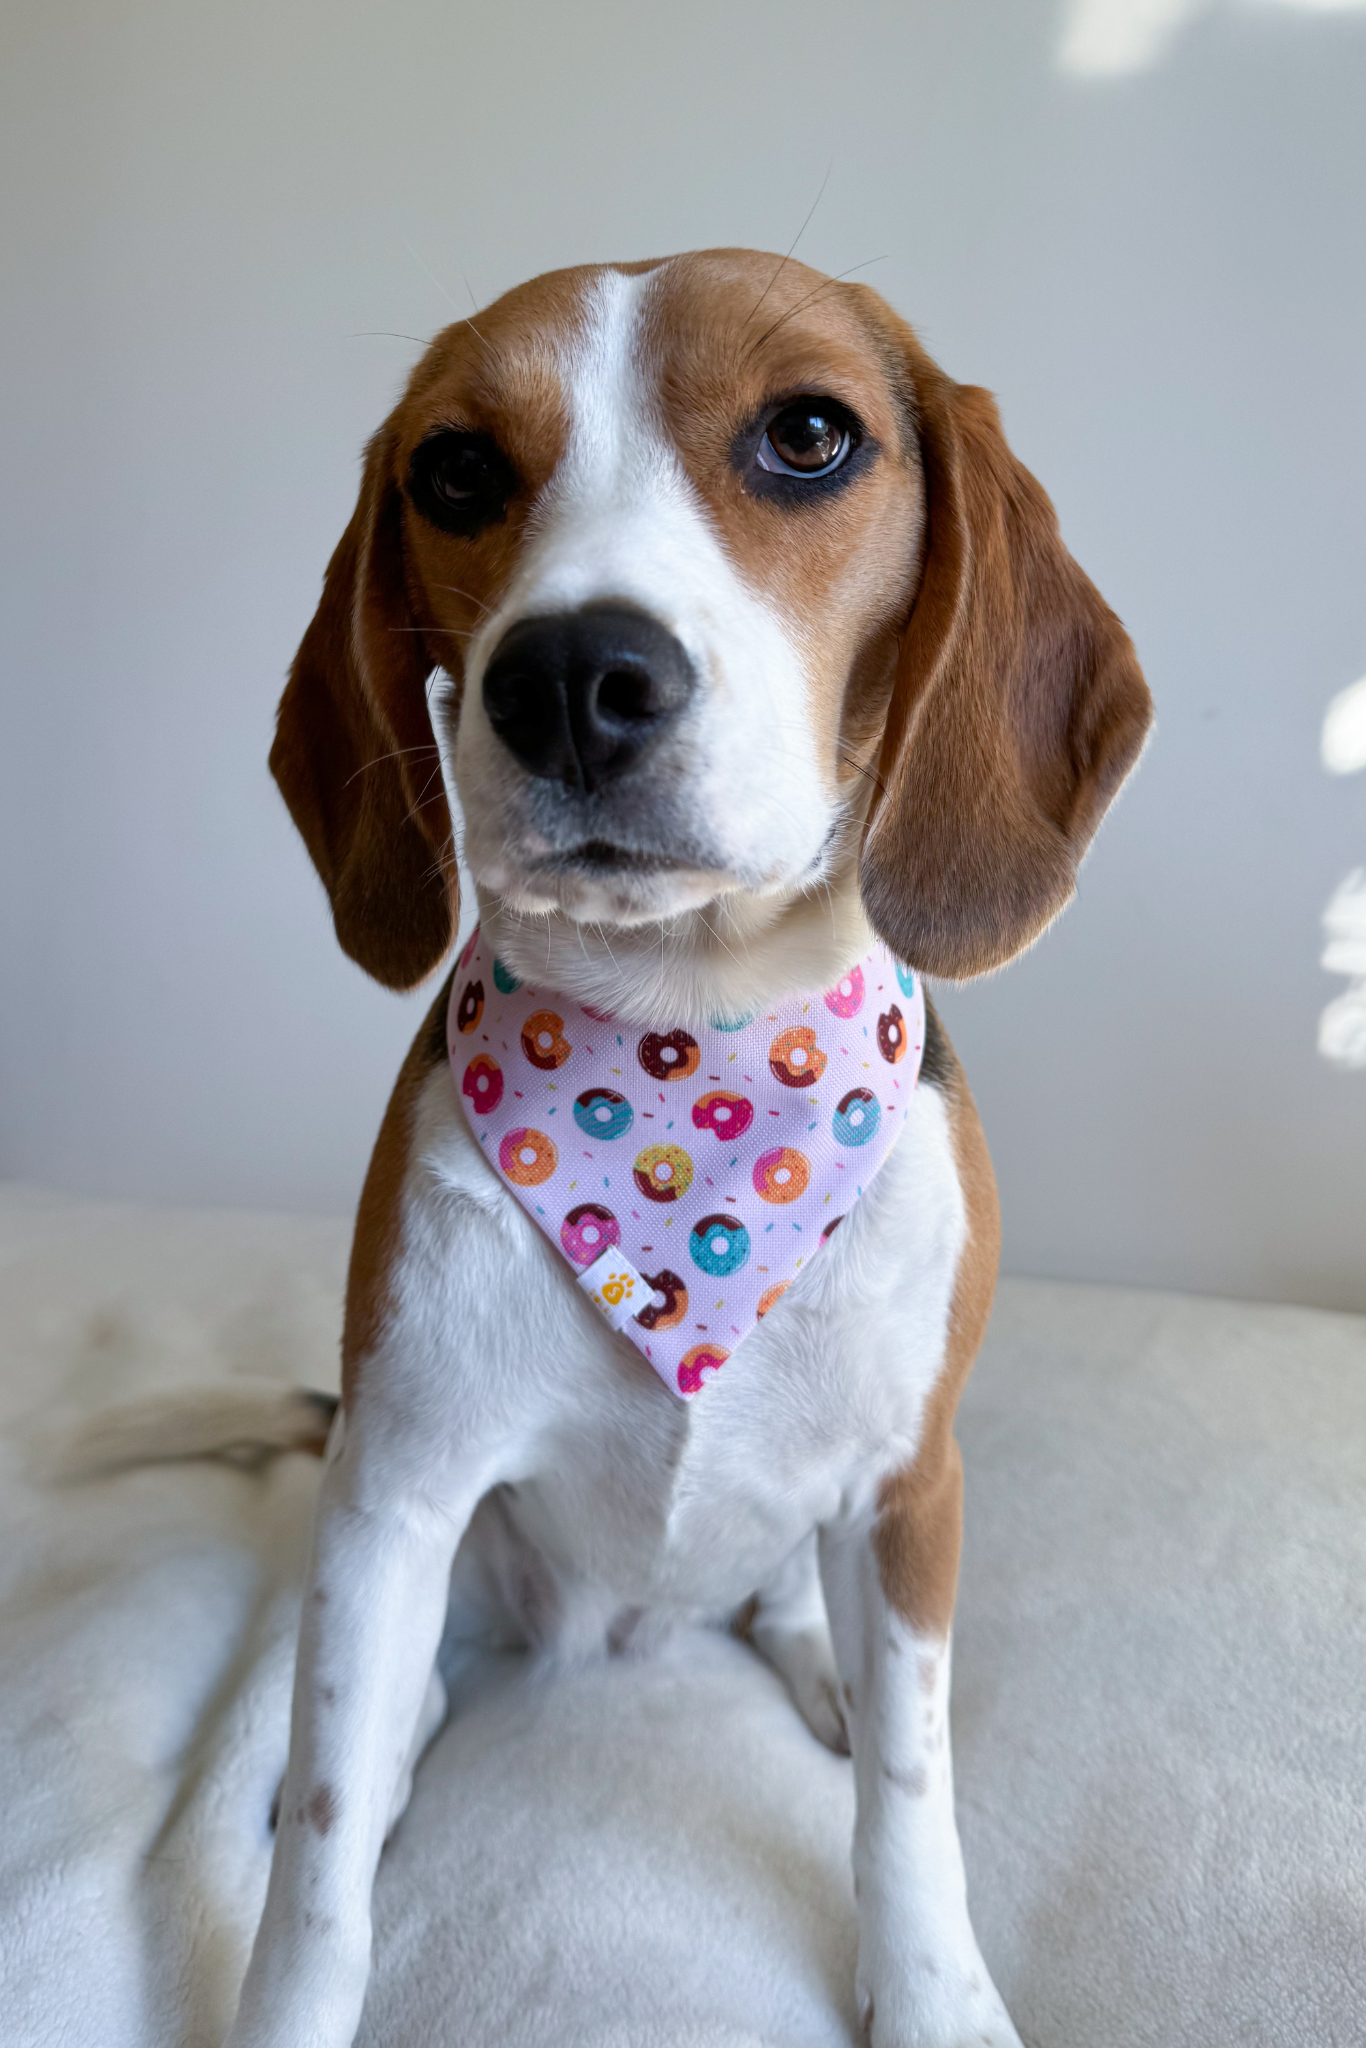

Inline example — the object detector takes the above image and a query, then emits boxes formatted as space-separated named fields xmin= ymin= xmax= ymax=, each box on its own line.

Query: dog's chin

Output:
xmin=486 ymin=849 xmax=737 ymax=927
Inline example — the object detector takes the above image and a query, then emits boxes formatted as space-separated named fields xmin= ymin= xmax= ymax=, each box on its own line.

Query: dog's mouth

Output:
xmin=536 ymin=841 xmax=689 ymax=877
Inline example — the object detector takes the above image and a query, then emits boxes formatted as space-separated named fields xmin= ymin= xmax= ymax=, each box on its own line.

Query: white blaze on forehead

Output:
xmin=457 ymin=265 xmax=834 ymax=892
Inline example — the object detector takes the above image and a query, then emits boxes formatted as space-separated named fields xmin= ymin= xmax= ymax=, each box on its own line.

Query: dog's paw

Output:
xmin=856 ymin=1928 xmax=1023 ymax=2048
xmin=750 ymin=1621 xmax=849 ymax=1753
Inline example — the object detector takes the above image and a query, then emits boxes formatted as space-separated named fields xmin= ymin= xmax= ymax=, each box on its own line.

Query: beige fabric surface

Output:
xmin=0 ymin=1183 xmax=1362 ymax=2047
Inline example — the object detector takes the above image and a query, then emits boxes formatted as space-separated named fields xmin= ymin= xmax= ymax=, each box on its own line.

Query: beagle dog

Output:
xmin=227 ymin=248 xmax=1152 ymax=2048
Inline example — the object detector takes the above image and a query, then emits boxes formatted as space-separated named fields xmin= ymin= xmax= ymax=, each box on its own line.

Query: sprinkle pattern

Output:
xmin=449 ymin=931 xmax=924 ymax=1399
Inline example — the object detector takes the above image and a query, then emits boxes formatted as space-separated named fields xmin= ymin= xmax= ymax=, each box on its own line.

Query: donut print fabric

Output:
xmin=449 ymin=928 xmax=924 ymax=1400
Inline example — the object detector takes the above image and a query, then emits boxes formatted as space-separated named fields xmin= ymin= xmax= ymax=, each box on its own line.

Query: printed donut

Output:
xmin=458 ymin=927 xmax=481 ymax=970
xmin=708 ymin=1010 xmax=754 ymax=1032
xmin=752 ymin=1145 xmax=811 ymax=1205
xmin=895 ymin=960 xmax=917 ymax=1000
xmin=633 ymin=1142 xmax=694 ymax=1204
xmin=522 ymin=1009 xmax=571 ymax=1070
xmin=832 ymin=1086 xmax=881 ymax=1148
xmin=677 ymin=1343 xmax=728 ymax=1397
xmin=498 ymin=1127 xmax=557 ymax=1186
xmin=756 ymin=1281 xmax=789 ymax=1319
xmin=877 ymin=1004 xmax=908 ymax=1064
xmin=634 ymin=1268 xmax=688 ymax=1332
xmin=637 ymin=1029 xmax=700 ymax=1082
xmin=824 ymin=965 xmax=865 ymax=1019
xmin=582 ymin=1002 xmax=616 ymax=1023
xmin=572 ymin=1086 xmax=633 ymax=1141
xmin=560 ymin=1201 xmax=621 ymax=1267
xmin=461 ymin=1054 xmax=503 ymax=1117
xmin=821 ymin=1214 xmax=845 ymax=1243
xmin=492 ymin=957 xmax=521 ymax=993
xmin=689 ymin=1213 xmax=751 ymax=1277
xmin=690 ymin=1089 xmax=754 ymax=1141
xmin=456 ymin=979 xmax=484 ymax=1034
xmin=768 ymin=1024 xmax=827 ymax=1089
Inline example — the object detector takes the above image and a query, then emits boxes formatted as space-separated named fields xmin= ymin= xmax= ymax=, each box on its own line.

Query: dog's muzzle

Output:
xmin=481 ymin=604 xmax=695 ymax=795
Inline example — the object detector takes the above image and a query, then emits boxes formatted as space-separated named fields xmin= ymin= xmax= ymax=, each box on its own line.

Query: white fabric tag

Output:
xmin=577 ymin=1251 xmax=647 ymax=1331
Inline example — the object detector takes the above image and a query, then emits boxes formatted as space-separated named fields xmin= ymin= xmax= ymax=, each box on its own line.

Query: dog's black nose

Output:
xmin=481 ymin=605 xmax=694 ymax=793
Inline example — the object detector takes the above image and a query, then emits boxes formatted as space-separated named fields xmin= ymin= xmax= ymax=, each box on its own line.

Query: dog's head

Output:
xmin=272 ymin=250 xmax=1151 ymax=991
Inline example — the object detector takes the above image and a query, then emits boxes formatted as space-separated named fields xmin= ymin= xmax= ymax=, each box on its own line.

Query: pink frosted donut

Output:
xmin=752 ymin=1145 xmax=811 ymax=1205
xmin=458 ymin=926 xmax=481 ymax=970
xmin=690 ymin=1089 xmax=754 ymax=1140
xmin=677 ymin=1343 xmax=729 ymax=1396
xmin=823 ymin=965 xmax=865 ymax=1019
xmin=560 ymin=1202 xmax=620 ymax=1267
xmin=461 ymin=1054 xmax=503 ymax=1117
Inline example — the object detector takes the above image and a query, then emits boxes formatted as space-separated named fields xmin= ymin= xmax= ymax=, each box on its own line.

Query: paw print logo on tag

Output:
xmin=577 ymin=1251 xmax=646 ymax=1331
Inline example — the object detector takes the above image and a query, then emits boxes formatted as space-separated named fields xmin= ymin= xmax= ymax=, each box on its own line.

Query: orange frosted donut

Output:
xmin=633 ymin=1141 xmax=694 ymax=1204
xmin=768 ymin=1024 xmax=827 ymax=1088
xmin=756 ymin=1281 xmax=789 ymax=1318
xmin=752 ymin=1145 xmax=811 ymax=1205
xmin=521 ymin=1009 xmax=571 ymax=1070
xmin=637 ymin=1029 xmax=700 ymax=1082
xmin=498 ymin=1127 xmax=557 ymax=1186
xmin=456 ymin=978 xmax=484 ymax=1034
xmin=877 ymin=1004 xmax=908 ymax=1064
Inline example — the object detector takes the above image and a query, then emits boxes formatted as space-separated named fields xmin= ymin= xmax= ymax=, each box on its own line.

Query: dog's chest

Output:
xmin=415 ymin=1067 xmax=965 ymax=1613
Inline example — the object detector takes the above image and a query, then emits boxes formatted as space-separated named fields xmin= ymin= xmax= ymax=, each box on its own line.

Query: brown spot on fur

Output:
xmin=874 ymin=1016 xmax=1000 ymax=1637
xmin=306 ymin=1784 xmax=337 ymax=1836
xmin=342 ymin=971 xmax=454 ymax=1404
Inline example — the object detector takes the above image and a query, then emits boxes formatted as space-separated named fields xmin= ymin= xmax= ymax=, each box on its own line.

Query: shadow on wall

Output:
xmin=1060 ymin=0 xmax=1366 ymax=75
xmin=1320 ymin=678 xmax=1366 ymax=1068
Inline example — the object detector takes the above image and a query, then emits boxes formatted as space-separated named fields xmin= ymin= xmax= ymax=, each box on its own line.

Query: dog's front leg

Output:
xmin=226 ymin=1425 xmax=483 ymax=2048
xmin=821 ymin=1442 xmax=1022 ymax=2048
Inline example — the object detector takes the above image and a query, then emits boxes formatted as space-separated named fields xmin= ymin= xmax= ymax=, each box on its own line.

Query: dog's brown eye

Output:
xmin=757 ymin=402 xmax=852 ymax=478
xmin=408 ymin=429 xmax=515 ymax=536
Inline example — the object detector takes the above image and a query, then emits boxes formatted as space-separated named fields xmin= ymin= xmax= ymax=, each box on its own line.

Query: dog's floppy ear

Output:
xmin=270 ymin=424 xmax=455 ymax=990
xmin=859 ymin=322 xmax=1152 ymax=979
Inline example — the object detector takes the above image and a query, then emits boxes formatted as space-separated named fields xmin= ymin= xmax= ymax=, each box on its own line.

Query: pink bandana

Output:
xmin=448 ymin=927 xmax=924 ymax=1399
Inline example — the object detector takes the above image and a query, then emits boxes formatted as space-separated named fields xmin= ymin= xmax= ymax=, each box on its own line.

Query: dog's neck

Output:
xmin=478 ymin=862 xmax=875 ymax=1031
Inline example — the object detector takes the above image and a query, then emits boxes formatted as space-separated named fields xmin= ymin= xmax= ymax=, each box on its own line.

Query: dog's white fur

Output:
xmin=224 ymin=263 xmax=1054 ymax=2048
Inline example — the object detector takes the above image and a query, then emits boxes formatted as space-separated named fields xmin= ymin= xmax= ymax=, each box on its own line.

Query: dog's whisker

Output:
xmin=744 ymin=256 xmax=890 ymax=363
xmin=744 ymin=162 xmax=833 ymax=330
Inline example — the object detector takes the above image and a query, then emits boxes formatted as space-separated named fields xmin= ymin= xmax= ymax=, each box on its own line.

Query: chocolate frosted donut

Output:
xmin=637 ymin=1029 xmax=700 ymax=1082
xmin=689 ymin=1213 xmax=751 ymax=1277
xmin=456 ymin=979 xmax=484 ymax=1034
xmin=877 ymin=1004 xmax=908 ymax=1064
xmin=832 ymin=1086 xmax=881 ymax=1148
xmin=572 ymin=1086 xmax=633 ymax=1142
xmin=768 ymin=1024 xmax=827 ymax=1088
xmin=634 ymin=1268 xmax=688 ymax=1332
xmin=522 ymin=1009 xmax=571 ymax=1071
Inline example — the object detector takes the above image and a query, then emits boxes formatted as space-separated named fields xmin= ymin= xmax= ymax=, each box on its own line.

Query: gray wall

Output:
xmin=2 ymin=0 xmax=1363 ymax=1309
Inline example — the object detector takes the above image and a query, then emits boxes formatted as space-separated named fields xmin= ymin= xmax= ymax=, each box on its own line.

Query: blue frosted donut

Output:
xmin=572 ymin=1086 xmax=633 ymax=1141
xmin=833 ymin=1086 xmax=881 ymax=1148
xmin=895 ymin=961 xmax=917 ymax=1000
xmin=492 ymin=957 xmax=521 ymax=993
xmin=689 ymin=1212 xmax=751 ymax=1277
